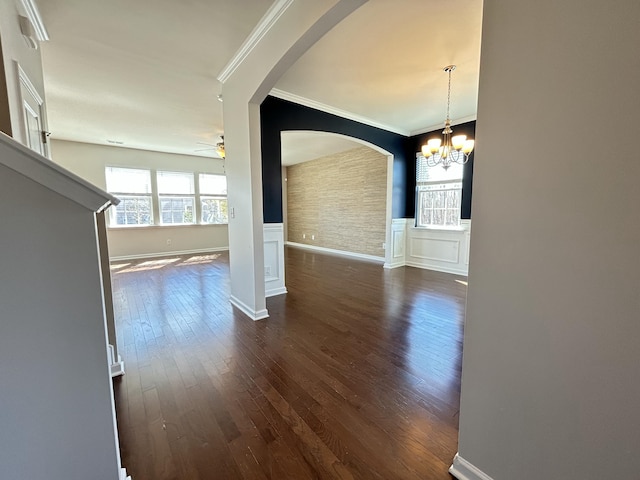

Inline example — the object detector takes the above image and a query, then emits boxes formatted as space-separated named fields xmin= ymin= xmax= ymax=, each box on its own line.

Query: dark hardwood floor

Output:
xmin=112 ymin=247 xmax=467 ymax=480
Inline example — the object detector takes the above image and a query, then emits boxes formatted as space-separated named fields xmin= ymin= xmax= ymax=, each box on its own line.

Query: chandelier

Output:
xmin=420 ymin=65 xmax=474 ymax=170
xmin=216 ymin=136 xmax=225 ymax=159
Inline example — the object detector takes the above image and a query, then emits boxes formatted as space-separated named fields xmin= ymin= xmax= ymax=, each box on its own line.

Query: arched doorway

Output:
xmin=280 ymin=130 xmax=395 ymax=267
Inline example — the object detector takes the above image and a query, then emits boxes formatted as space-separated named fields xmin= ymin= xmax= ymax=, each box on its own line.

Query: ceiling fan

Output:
xmin=195 ymin=136 xmax=225 ymax=159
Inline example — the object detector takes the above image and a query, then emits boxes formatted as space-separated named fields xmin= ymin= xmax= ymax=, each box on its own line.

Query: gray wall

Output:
xmin=0 ymin=162 xmax=120 ymax=479
xmin=456 ymin=0 xmax=640 ymax=479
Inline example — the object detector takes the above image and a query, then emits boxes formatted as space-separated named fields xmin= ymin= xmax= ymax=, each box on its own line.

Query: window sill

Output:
xmin=108 ymin=223 xmax=228 ymax=231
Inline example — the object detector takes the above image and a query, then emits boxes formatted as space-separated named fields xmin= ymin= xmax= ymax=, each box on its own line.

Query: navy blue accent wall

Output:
xmin=406 ymin=120 xmax=476 ymax=219
xmin=259 ymin=96 xmax=475 ymax=223
xmin=260 ymin=96 xmax=409 ymax=223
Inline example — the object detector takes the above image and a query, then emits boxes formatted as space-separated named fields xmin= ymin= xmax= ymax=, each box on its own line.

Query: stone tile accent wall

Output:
xmin=286 ymin=146 xmax=387 ymax=257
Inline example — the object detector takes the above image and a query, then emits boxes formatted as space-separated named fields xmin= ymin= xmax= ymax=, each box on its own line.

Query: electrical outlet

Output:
xmin=311 ymin=234 xmax=315 ymax=240
xmin=166 ymin=239 xmax=172 ymax=246
xmin=303 ymin=233 xmax=306 ymax=239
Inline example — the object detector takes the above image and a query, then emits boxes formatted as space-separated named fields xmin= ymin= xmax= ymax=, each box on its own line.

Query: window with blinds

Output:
xmin=416 ymin=155 xmax=463 ymax=228
xmin=157 ymin=171 xmax=195 ymax=225
xmin=199 ymin=174 xmax=228 ymax=224
xmin=104 ymin=167 xmax=229 ymax=228
xmin=105 ymin=167 xmax=153 ymax=226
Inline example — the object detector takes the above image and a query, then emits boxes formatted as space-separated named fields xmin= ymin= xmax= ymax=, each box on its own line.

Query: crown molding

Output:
xmin=410 ymin=114 xmax=477 ymax=137
xmin=217 ymin=0 xmax=294 ymax=83
xmin=19 ymin=0 xmax=49 ymax=41
xmin=270 ymin=88 xmax=410 ymax=136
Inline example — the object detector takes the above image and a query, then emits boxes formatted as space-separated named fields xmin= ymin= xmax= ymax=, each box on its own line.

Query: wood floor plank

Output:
xmin=112 ymin=248 xmax=466 ymax=479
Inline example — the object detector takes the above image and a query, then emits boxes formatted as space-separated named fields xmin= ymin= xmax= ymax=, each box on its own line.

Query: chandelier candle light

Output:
xmin=216 ymin=136 xmax=225 ymax=159
xmin=420 ymin=65 xmax=474 ymax=170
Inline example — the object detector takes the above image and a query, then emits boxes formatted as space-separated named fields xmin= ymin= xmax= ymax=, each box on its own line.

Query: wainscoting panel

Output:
xmin=409 ymin=237 xmax=460 ymax=264
xmin=384 ymin=218 xmax=409 ymax=269
xmin=264 ymin=223 xmax=287 ymax=297
xmin=405 ymin=221 xmax=470 ymax=276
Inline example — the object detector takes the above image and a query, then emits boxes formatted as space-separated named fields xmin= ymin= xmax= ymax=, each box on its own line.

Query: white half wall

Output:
xmin=264 ymin=223 xmax=287 ymax=297
xmin=406 ymin=219 xmax=470 ymax=276
xmin=386 ymin=218 xmax=470 ymax=276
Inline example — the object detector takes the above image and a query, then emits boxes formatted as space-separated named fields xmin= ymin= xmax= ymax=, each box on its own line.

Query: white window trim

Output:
xmin=415 ymin=154 xmax=464 ymax=231
xmin=105 ymin=167 xmax=228 ymax=229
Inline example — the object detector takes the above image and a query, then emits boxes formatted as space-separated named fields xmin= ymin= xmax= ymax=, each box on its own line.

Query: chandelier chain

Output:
xmin=446 ymin=68 xmax=452 ymax=121
xmin=419 ymin=64 xmax=474 ymax=170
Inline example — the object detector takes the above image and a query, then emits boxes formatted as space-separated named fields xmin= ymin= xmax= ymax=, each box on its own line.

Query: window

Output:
xmin=416 ymin=156 xmax=463 ymax=228
xmin=105 ymin=167 xmax=153 ymax=226
xmin=105 ymin=167 xmax=228 ymax=228
xmin=157 ymin=171 xmax=195 ymax=224
xmin=199 ymin=174 xmax=228 ymax=224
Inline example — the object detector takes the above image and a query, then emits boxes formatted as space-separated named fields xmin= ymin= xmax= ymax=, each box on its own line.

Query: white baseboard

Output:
xmin=110 ymin=358 xmax=125 ymax=378
xmin=449 ymin=453 xmax=494 ymax=480
xmin=266 ymin=286 xmax=287 ymax=297
xmin=383 ymin=261 xmax=405 ymax=269
xmin=229 ymin=295 xmax=269 ymax=321
xmin=286 ymin=241 xmax=384 ymax=264
xmin=405 ymin=260 xmax=468 ymax=276
xmin=110 ymin=246 xmax=228 ymax=262
xmin=108 ymin=344 xmax=125 ymax=377
xmin=120 ymin=467 xmax=132 ymax=480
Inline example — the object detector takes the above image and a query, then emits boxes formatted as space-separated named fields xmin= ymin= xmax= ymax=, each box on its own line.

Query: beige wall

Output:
xmin=50 ymin=139 xmax=229 ymax=258
xmin=0 ymin=0 xmax=47 ymax=144
xmin=454 ymin=0 xmax=640 ymax=479
xmin=286 ymin=146 xmax=387 ymax=257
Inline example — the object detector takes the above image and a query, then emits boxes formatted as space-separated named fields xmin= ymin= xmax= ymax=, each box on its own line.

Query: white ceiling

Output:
xmin=281 ymin=131 xmax=366 ymax=166
xmin=39 ymin=0 xmax=483 ymax=161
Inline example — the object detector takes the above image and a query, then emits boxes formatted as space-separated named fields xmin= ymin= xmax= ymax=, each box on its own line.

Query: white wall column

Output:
xmin=218 ymin=0 xmax=367 ymax=320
